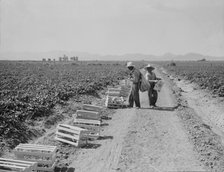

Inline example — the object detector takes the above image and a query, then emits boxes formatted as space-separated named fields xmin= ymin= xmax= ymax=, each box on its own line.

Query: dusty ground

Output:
xmin=162 ymin=68 xmax=224 ymax=172
xmin=117 ymin=70 xmax=205 ymax=172
xmin=67 ymin=68 xmax=224 ymax=172
xmin=175 ymin=79 xmax=224 ymax=143
xmin=67 ymin=69 xmax=209 ymax=172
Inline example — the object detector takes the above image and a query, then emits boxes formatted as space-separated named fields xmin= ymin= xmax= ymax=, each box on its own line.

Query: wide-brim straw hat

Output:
xmin=144 ymin=64 xmax=155 ymax=70
xmin=127 ymin=62 xmax=135 ymax=68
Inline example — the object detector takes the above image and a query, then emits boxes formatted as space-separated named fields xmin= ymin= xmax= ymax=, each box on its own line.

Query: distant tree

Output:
xmin=167 ymin=61 xmax=176 ymax=66
xmin=197 ymin=58 xmax=206 ymax=62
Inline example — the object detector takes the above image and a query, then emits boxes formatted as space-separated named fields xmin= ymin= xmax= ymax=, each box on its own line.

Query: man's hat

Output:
xmin=126 ymin=62 xmax=135 ymax=68
xmin=144 ymin=64 xmax=155 ymax=70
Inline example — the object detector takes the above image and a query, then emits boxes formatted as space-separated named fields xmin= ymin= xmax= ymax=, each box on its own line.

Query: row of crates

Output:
xmin=55 ymin=104 xmax=103 ymax=147
xmin=0 ymin=105 xmax=103 ymax=172
xmin=0 ymin=80 xmax=130 ymax=172
xmin=0 ymin=144 xmax=57 ymax=172
xmin=105 ymin=79 xmax=131 ymax=109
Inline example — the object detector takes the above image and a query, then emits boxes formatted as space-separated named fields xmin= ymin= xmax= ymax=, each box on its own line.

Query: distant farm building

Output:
xmin=70 ymin=56 xmax=79 ymax=61
xmin=59 ymin=55 xmax=69 ymax=62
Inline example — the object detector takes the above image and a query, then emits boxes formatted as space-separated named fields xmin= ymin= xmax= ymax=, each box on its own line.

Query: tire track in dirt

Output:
xmin=69 ymin=108 xmax=135 ymax=172
xmin=69 ymin=68 xmax=206 ymax=172
xmin=117 ymin=69 xmax=206 ymax=172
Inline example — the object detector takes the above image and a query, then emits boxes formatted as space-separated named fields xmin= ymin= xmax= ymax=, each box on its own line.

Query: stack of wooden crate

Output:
xmin=105 ymin=80 xmax=132 ymax=109
xmin=73 ymin=110 xmax=101 ymax=138
xmin=0 ymin=158 xmax=37 ymax=172
xmin=105 ymin=95 xmax=126 ymax=109
xmin=106 ymin=90 xmax=121 ymax=97
xmin=82 ymin=104 xmax=103 ymax=113
xmin=14 ymin=144 xmax=57 ymax=172
xmin=82 ymin=104 xmax=106 ymax=118
xmin=119 ymin=79 xmax=131 ymax=86
xmin=55 ymin=124 xmax=88 ymax=147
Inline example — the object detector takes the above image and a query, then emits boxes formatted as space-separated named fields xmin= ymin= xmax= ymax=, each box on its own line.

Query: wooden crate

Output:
xmin=107 ymin=84 xmax=131 ymax=97
xmin=107 ymin=85 xmax=121 ymax=89
xmin=55 ymin=124 xmax=88 ymax=147
xmin=106 ymin=90 xmax=120 ymax=97
xmin=74 ymin=116 xmax=101 ymax=138
xmin=105 ymin=95 xmax=126 ymax=109
xmin=108 ymin=87 xmax=122 ymax=92
xmin=36 ymin=162 xmax=56 ymax=172
xmin=120 ymin=85 xmax=131 ymax=97
xmin=106 ymin=103 xmax=127 ymax=109
xmin=0 ymin=158 xmax=37 ymax=172
xmin=73 ymin=123 xmax=100 ymax=138
xmin=74 ymin=118 xmax=101 ymax=126
xmin=14 ymin=144 xmax=57 ymax=172
xmin=76 ymin=110 xmax=100 ymax=120
xmin=82 ymin=104 xmax=107 ymax=118
xmin=82 ymin=104 xmax=103 ymax=112
xmin=119 ymin=79 xmax=131 ymax=86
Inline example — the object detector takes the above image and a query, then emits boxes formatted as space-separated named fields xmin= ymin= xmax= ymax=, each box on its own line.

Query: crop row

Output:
xmin=0 ymin=61 xmax=128 ymax=149
xmin=164 ymin=61 xmax=224 ymax=97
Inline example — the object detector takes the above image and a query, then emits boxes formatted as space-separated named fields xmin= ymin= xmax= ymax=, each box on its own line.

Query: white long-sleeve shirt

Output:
xmin=145 ymin=71 xmax=156 ymax=81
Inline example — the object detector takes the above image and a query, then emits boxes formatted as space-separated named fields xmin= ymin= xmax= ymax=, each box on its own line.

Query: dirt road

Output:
xmin=70 ymin=108 xmax=135 ymax=172
xmin=117 ymin=71 xmax=205 ymax=172
xmin=69 ymin=70 xmax=206 ymax=172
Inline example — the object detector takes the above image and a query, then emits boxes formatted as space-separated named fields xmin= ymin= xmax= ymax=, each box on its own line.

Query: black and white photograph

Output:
xmin=0 ymin=0 xmax=224 ymax=171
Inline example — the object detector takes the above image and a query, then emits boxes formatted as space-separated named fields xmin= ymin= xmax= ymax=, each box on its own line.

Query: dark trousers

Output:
xmin=148 ymin=87 xmax=158 ymax=106
xmin=128 ymin=83 xmax=140 ymax=108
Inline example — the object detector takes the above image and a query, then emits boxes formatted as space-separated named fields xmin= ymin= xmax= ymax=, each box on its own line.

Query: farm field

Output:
xmin=1 ymin=60 xmax=224 ymax=172
xmin=0 ymin=61 xmax=129 ymax=153
xmin=161 ymin=61 xmax=224 ymax=97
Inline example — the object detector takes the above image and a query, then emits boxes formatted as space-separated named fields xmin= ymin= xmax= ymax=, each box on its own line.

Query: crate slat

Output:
xmin=14 ymin=157 xmax=54 ymax=165
xmin=56 ymin=131 xmax=80 ymax=140
xmin=0 ymin=158 xmax=37 ymax=172
xmin=82 ymin=104 xmax=103 ymax=112
xmin=74 ymin=118 xmax=101 ymax=126
xmin=108 ymin=88 xmax=122 ymax=92
xmin=55 ymin=137 xmax=81 ymax=147
xmin=119 ymin=80 xmax=131 ymax=86
xmin=15 ymin=144 xmax=57 ymax=153
xmin=58 ymin=124 xmax=86 ymax=131
xmin=36 ymin=161 xmax=56 ymax=172
xmin=0 ymin=164 xmax=27 ymax=171
xmin=14 ymin=150 xmax=54 ymax=157
xmin=57 ymin=126 xmax=83 ymax=137
xmin=14 ymin=144 xmax=56 ymax=172
xmin=106 ymin=91 xmax=120 ymax=97
xmin=73 ymin=123 xmax=100 ymax=138
xmin=76 ymin=110 xmax=100 ymax=120
xmin=55 ymin=124 xmax=87 ymax=147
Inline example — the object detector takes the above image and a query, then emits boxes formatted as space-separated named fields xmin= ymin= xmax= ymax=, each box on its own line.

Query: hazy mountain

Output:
xmin=159 ymin=53 xmax=224 ymax=61
xmin=101 ymin=53 xmax=159 ymax=61
xmin=0 ymin=51 xmax=223 ymax=61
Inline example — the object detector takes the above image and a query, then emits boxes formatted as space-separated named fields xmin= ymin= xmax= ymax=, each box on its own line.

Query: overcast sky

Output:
xmin=0 ymin=0 xmax=224 ymax=56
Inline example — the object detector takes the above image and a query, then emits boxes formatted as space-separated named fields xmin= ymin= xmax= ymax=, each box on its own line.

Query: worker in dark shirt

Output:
xmin=127 ymin=62 xmax=141 ymax=108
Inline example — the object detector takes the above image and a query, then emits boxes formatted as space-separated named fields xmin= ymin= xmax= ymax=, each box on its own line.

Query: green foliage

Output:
xmin=0 ymin=61 xmax=128 ymax=146
xmin=165 ymin=61 xmax=224 ymax=97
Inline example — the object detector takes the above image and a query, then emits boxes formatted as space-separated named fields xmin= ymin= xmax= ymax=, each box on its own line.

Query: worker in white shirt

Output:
xmin=144 ymin=64 xmax=161 ymax=108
